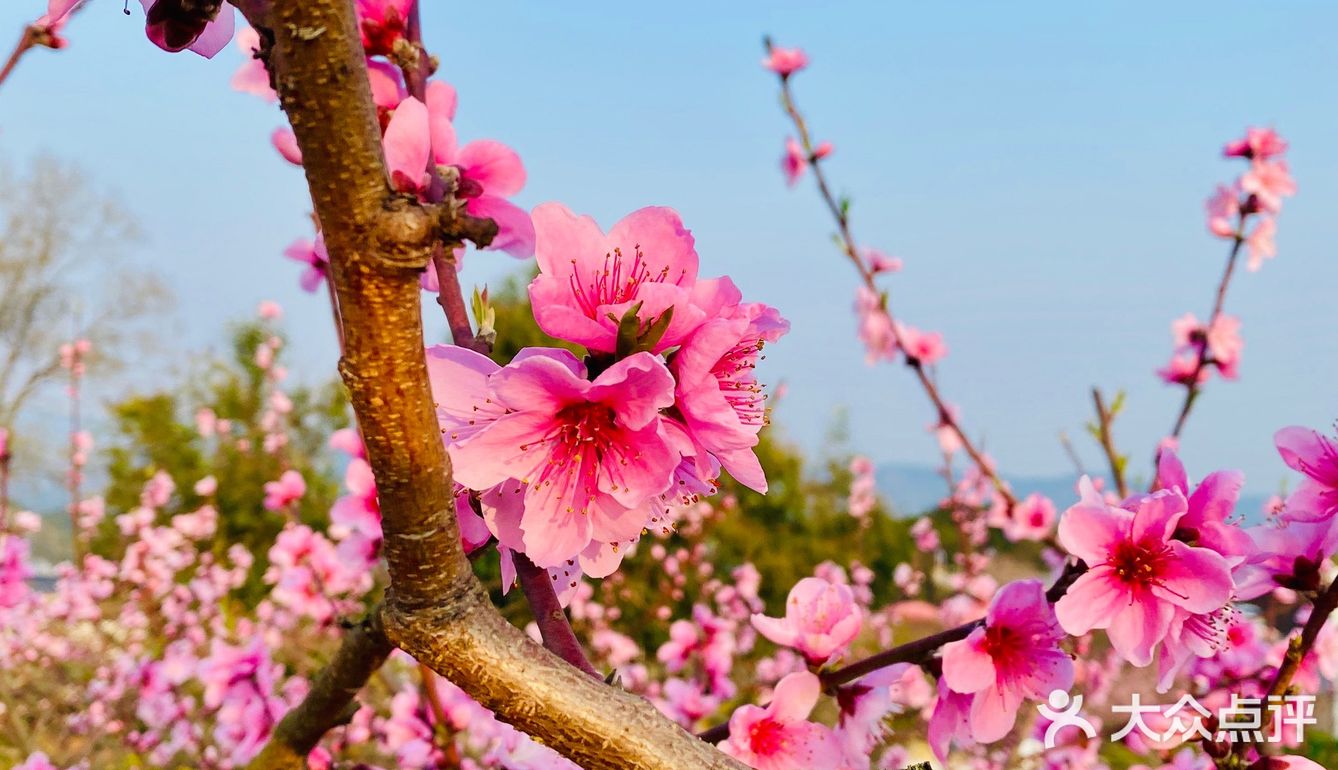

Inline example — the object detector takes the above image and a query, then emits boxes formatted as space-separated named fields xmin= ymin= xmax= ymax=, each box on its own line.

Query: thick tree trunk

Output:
xmin=232 ymin=1 xmax=748 ymax=767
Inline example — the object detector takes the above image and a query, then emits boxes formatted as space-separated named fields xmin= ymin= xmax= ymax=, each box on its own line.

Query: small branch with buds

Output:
xmin=1228 ymin=575 xmax=1338 ymax=761
xmin=698 ymin=559 xmax=1088 ymax=744
xmin=1091 ymin=388 xmax=1129 ymax=498
xmin=765 ymin=37 xmax=1016 ymax=511
xmin=1166 ymin=220 xmax=1246 ymax=446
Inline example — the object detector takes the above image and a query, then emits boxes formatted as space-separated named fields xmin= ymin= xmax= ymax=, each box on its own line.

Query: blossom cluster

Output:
xmin=1157 ymin=127 xmax=1296 ymax=388
xmin=429 ymin=203 xmax=789 ymax=575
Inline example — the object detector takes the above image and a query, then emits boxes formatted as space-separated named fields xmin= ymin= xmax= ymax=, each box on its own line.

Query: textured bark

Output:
xmin=246 ymin=609 xmax=392 ymax=770
xmin=233 ymin=1 xmax=748 ymax=767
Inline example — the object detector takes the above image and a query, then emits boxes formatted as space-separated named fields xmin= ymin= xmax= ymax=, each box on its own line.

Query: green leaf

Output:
xmin=637 ymin=305 xmax=675 ymax=354
xmin=613 ymin=301 xmax=646 ymax=359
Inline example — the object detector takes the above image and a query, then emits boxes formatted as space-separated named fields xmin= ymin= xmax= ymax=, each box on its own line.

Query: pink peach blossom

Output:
xmin=720 ymin=671 xmax=841 ymax=770
xmin=762 ymin=46 xmax=809 ymax=77
xmin=428 ymin=345 xmax=679 ymax=568
xmin=262 ymin=470 xmax=306 ymax=512
xmin=1223 ymin=127 xmax=1288 ymax=160
xmin=1004 ymin=493 xmax=1056 ymax=542
xmin=1054 ymin=479 xmax=1234 ymax=666
xmin=379 ymin=87 xmax=534 ymax=257
xmin=283 ymin=235 xmax=329 ymax=292
xmin=1274 ymin=425 xmax=1338 ymax=522
xmin=140 ymin=0 xmax=235 ymax=59
xmin=895 ymin=322 xmax=947 ymax=365
xmin=854 ymin=286 xmax=896 ymax=364
xmin=941 ymin=579 xmax=1073 ymax=743
xmin=1204 ymin=185 xmax=1239 ymax=238
xmin=782 ymin=137 xmax=806 ymax=186
xmin=1240 ymin=159 xmax=1296 ymax=213
xmin=528 ymin=204 xmax=723 ymax=354
xmin=1244 ymin=215 xmax=1277 ymax=271
xmin=671 ymin=297 xmax=788 ymax=493
xmin=751 ymin=577 xmax=863 ymax=665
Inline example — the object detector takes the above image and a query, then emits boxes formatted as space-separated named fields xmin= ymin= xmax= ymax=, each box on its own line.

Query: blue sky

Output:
xmin=2 ymin=1 xmax=1336 ymax=496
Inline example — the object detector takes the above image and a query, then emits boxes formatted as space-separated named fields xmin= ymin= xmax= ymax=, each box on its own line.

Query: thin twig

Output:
xmin=514 ymin=552 xmax=601 ymax=679
xmin=0 ymin=27 xmax=35 ymax=92
xmin=1231 ymin=576 xmax=1338 ymax=759
xmin=1091 ymin=388 xmax=1128 ymax=498
xmin=698 ymin=559 xmax=1088 ymax=744
xmin=1166 ymin=226 xmax=1246 ymax=444
xmin=768 ymin=39 xmax=1016 ymax=511
xmin=417 ymin=662 xmax=464 ymax=769
xmin=245 ymin=607 xmax=393 ymax=770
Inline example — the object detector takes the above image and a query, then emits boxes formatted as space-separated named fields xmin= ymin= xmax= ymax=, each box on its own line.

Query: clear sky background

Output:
xmin=2 ymin=1 xmax=1336 ymax=497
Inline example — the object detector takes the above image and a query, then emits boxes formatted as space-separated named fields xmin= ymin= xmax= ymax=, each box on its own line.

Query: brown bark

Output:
xmin=232 ymin=1 xmax=747 ymax=767
xmin=247 ymin=609 xmax=393 ymax=770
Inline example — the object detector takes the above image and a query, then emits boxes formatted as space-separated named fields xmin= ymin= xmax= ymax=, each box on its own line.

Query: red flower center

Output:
xmin=748 ymin=717 xmax=786 ymax=756
xmin=1110 ymin=539 xmax=1169 ymax=586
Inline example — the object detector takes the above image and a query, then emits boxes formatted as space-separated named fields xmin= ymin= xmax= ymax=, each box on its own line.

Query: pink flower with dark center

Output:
xmin=1153 ymin=449 xmax=1253 ymax=560
xmin=1274 ymin=425 xmax=1338 ymax=522
xmin=1242 ymin=517 xmax=1338 ymax=597
xmin=380 ymin=87 xmax=534 ymax=257
xmin=780 ymin=138 xmax=831 ymax=186
xmin=1240 ymin=159 xmax=1296 ymax=214
xmin=862 ymin=248 xmax=903 ymax=274
xmin=751 ymin=577 xmax=863 ymax=665
xmin=895 ymin=322 xmax=947 ymax=365
xmin=941 ymin=579 xmax=1073 ymax=743
xmin=528 ymin=204 xmax=725 ymax=354
xmin=427 ymin=345 xmax=679 ymax=568
xmin=720 ymin=671 xmax=842 ymax=770
xmin=140 ymin=0 xmax=235 ymax=59
xmin=1223 ymin=127 xmax=1288 ymax=161
xmin=1004 ymin=493 xmax=1056 ymax=542
xmin=671 ymin=296 xmax=788 ymax=493
xmin=1054 ymin=479 xmax=1234 ymax=666
xmin=429 ymin=110 xmax=534 ymax=258
xmin=762 ymin=46 xmax=809 ymax=77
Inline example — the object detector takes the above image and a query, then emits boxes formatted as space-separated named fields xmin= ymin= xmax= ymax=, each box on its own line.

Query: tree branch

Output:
xmin=0 ymin=26 xmax=35 ymax=92
xmin=515 ymin=552 xmax=601 ymax=679
xmin=699 ymin=560 xmax=1088 ymax=744
xmin=1165 ymin=226 xmax=1245 ymax=445
xmin=246 ymin=607 xmax=393 ymax=770
xmin=235 ymin=2 xmax=746 ymax=767
xmin=1091 ymin=388 xmax=1128 ymax=498
xmin=767 ymin=39 xmax=1016 ymax=511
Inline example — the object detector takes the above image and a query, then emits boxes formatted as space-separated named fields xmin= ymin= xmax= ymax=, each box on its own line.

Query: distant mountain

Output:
xmin=874 ymin=462 xmax=1272 ymax=520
